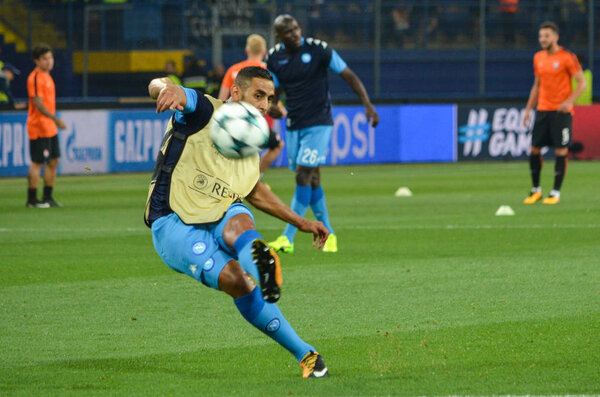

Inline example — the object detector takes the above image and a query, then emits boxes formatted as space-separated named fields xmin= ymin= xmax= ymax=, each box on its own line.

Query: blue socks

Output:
xmin=234 ymin=229 xmax=262 ymax=281
xmin=283 ymin=185 xmax=311 ymax=242
xmin=310 ymin=186 xmax=334 ymax=234
xmin=283 ymin=185 xmax=335 ymax=242
xmin=234 ymin=287 xmax=314 ymax=361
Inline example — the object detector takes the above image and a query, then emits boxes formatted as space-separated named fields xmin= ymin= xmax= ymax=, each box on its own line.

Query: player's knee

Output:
xmin=218 ymin=260 xmax=255 ymax=298
xmin=530 ymin=147 xmax=542 ymax=155
xmin=295 ymin=166 xmax=313 ymax=185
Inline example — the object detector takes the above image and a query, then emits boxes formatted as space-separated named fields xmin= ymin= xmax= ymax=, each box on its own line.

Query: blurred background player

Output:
xmin=523 ymin=21 xmax=586 ymax=205
xmin=266 ymin=14 xmax=379 ymax=254
xmin=145 ymin=66 xmax=329 ymax=378
xmin=26 ymin=43 xmax=66 ymax=208
xmin=218 ymin=34 xmax=286 ymax=175
xmin=163 ymin=59 xmax=182 ymax=86
xmin=0 ymin=63 xmax=27 ymax=110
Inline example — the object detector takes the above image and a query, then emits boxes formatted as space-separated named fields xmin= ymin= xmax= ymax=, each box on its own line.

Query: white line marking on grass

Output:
xmin=1 ymin=224 xmax=599 ymax=233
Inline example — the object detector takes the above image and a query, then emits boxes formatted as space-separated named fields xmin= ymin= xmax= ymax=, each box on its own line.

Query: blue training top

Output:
xmin=266 ymin=37 xmax=347 ymax=131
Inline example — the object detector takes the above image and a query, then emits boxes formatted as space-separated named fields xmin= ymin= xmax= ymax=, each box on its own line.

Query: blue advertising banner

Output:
xmin=268 ymin=104 xmax=456 ymax=168
xmin=0 ymin=103 xmax=457 ymax=177
xmin=0 ymin=113 xmax=29 ymax=177
xmin=108 ymin=110 xmax=170 ymax=173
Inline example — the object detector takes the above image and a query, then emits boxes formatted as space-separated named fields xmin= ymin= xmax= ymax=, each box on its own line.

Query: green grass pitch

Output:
xmin=1 ymin=161 xmax=599 ymax=396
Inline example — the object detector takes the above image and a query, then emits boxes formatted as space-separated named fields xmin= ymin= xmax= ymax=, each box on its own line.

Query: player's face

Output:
xmin=538 ymin=28 xmax=558 ymax=51
xmin=237 ymin=77 xmax=275 ymax=116
xmin=35 ymin=52 xmax=54 ymax=72
xmin=276 ymin=19 xmax=302 ymax=50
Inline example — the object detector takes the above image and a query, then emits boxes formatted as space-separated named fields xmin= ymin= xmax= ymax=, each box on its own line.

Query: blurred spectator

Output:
xmin=164 ymin=60 xmax=182 ymax=86
xmin=181 ymin=55 xmax=208 ymax=93
xmin=0 ymin=63 xmax=27 ymax=110
xmin=500 ymin=0 xmax=518 ymax=44
xmin=573 ymin=53 xmax=593 ymax=105
xmin=392 ymin=3 xmax=412 ymax=48
xmin=206 ymin=62 xmax=225 ymax=98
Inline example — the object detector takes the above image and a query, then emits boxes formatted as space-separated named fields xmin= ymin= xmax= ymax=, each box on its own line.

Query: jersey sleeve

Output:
xmin=567 ymin=52 xmax=582 ymax=76
xmin=27 ymin=72 xmax=41 ymax=98
xmin=329 ymin=49 xmax=348 ymax=74
xmin=533 ymin=53 xmax=540 ymax=77
xmin=173 ymin=89 xmax=215 ymax=134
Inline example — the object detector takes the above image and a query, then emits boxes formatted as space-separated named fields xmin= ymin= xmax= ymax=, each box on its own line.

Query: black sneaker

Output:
xmin=300 ymin=351 xmax=329 ymax=378
xmin=26 ymin=200 xmax=50 ymax=208
xmin=42 ymin=197 xmax=63 ymax=207
xmin=251 ymin=239 xmax=282 ymax=303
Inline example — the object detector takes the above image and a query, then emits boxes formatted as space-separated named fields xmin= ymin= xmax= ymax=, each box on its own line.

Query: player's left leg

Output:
xmin=543 ymin=113 xmax=571 ymax=205
xmin=151 ymin=212 xmax=327 ymax=375
xmin=42 ymin=136 xmax=62 ymax=207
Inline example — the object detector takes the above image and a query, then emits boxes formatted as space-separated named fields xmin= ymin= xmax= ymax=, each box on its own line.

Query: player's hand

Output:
xmin=298 ymin=220 xmax=329 ymax=249
xmin=557 ymin=101 xmax=571 ymax=113
xmin=523 ymin=110 xmax=531 ymax=127
xmin=366 ymin=104 xmax=379 ymax=127
xmin=156 ymin=86 xmax=184 ymax=113
xmin=55 ymin=118 xmax=67 ymax=130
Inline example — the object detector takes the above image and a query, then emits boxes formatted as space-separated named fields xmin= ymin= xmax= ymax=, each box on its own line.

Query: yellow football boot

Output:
xmin=322 ymin=234 xmax=337 ymax=253
xmin=523 ymin=191 xmax=542 ymax=204
xmin=300 ymin=351 xmax=329 ymax=378
xmin=542 ymin=195 xmax=560 ymax=205
xmin=268 ymin=235 xmax=294 ymax=254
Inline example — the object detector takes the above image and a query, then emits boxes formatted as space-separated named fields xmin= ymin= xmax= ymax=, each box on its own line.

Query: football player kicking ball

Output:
xmin=523 ymin=21 xmax=586 ymax=205
xmin=144 ymin=66 xmax=329 ymax=378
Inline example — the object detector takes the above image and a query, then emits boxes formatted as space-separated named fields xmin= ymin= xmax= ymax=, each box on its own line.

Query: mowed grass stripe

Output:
xmin=1 ymin=162 xmax=599 ymax=395
xmin=1 ymin=316 xmax=597 ymax=395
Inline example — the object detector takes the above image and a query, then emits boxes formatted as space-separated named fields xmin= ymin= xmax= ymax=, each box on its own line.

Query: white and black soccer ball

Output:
xmin=210 ymin=101 xmax=270 ymax=158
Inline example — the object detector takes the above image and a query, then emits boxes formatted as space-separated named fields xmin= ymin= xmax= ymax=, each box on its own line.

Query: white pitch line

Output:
xmin=0 ymin=224 xmax=599 ymax=233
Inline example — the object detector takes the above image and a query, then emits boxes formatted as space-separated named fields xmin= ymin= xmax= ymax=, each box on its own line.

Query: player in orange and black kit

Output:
xmin=523 ymin=21 xmax=586 ymax=205
xmin=26 ymin=43 xmax=66 ymax=208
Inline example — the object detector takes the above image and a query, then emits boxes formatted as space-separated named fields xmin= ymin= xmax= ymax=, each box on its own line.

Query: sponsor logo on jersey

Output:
xmin=203 ymin=258 xmax=215 ymax=271
xmin=301 ymin=53 xmax=312 ymax=63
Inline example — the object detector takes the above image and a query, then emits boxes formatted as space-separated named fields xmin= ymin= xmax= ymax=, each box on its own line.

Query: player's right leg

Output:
xmin=26 ymin=138 xmax=49 ymax=208
xmin=524 ymin=146 xmax=543 ymax=204
xmin=524 ymin=113 xmax=548 ymax=204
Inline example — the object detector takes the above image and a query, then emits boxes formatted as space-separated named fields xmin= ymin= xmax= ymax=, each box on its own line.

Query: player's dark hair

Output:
xmin=539 ymin=21 xmax=559 ymax=34
xmin=234 ymin=66 xmax=273 ymax=91
xmin=31 ymin=43 xmax=52 ymax=60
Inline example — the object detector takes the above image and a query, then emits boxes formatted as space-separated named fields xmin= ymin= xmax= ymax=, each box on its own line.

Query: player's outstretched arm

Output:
xmin=340 ymin=67 xmax=379 ymax=127
xmin=148 ymin=77 xmax=185 ymax=113
xmin=246 ymin=181 xmax=329 ymax=249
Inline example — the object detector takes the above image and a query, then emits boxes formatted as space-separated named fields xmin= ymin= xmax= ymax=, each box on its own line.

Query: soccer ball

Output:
xmin=210 ymin=101 xmax=270 ymax=158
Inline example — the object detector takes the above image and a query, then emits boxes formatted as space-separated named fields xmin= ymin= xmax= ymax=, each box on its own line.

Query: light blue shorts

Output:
xmin=286 ymin=125 xmax=332 ymax=171
xmin=151 ymin=203 xmax=254 ymax=290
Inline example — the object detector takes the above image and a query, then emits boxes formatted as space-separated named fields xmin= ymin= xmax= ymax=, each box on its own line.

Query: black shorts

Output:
xmin=531 ymin=111 xmax=572 ymax=148
xmin=29 ymin=135 xmax=60 ymax=164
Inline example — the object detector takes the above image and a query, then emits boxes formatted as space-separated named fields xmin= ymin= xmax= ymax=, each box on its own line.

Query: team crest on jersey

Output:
xmin=192 ymin=241 xmax=207 ymax=255
xmin=553 ymin=61 xmax=559 ymax=69
xmin=301 ymin=53 xmax=312 ymax=63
